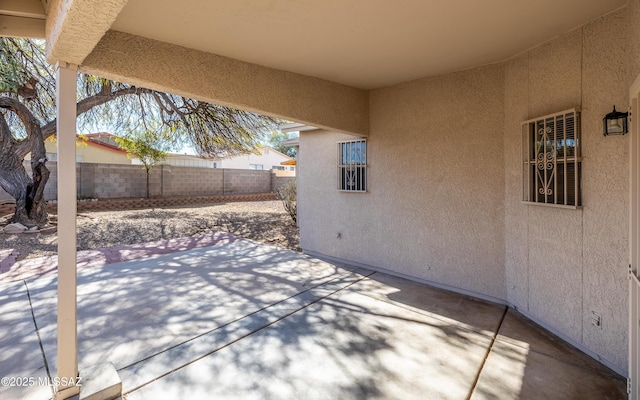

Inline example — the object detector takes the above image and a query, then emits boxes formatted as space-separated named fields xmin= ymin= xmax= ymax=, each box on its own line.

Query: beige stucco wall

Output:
xmin=37 ymin=0 xmax=638 ymax=376
xmin=25 ymin=139 xmax=132 ymax=164
xmin=45 ymin=140 xmax=132 ymax=164
xmin=80 ymin=31 xmax=369 ymax=137
xmin=300 ymin=4 xmax=637 ymax=374
xmin=216 ymin=147 xmax=294 ymax=173
xmin=45 ymin=0 xmax=127 ymax=65
xmin=301 ymin=63 xmax=507 ymax=301
xmin=504 ymin=7 xmax=631 ymax=372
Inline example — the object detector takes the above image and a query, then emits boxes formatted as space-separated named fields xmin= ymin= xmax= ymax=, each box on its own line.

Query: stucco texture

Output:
xmin=301 ymin=4 xmax=636 ymax=374
xmin=40 ymin=0 xmax=639 ymax=376
xmin=45 ymin=0 xmax=127 ymax=64
xmin=504 ymin=8 xmax=630 ymax=371
xmin=301 ymin=64 xmax=507 ymax=301
xmin=80 ymin=31 xmax=369 ymax=137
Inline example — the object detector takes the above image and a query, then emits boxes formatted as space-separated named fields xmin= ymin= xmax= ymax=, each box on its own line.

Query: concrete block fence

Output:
xmin=272 ymin=175 xmax=296 ymax=193
xmin=0 ymin=161 xmax=296 ymax=214
xmin=0 ymin=194 xmax=279 ymax=216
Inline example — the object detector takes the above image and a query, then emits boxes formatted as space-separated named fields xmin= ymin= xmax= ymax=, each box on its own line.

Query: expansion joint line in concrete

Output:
xmin=466 ymin=306 xmax=508 ymax=400
xmin=120 ymin=269 xmax=376 ymax=396
xmin=24 ymin=280 xmax=55 ymax=400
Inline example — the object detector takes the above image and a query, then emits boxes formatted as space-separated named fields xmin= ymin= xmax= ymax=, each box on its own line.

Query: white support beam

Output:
xmin=55 ymin=61 xmax=79 ymax=400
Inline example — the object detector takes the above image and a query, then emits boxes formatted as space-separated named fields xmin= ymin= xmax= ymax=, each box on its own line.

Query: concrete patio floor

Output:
xmin=0 ymin=236 xmax=627 ymax=400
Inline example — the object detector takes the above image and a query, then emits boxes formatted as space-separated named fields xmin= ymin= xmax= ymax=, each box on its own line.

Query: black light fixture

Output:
xmin=603 ymin=106 xmax=629 ymax=136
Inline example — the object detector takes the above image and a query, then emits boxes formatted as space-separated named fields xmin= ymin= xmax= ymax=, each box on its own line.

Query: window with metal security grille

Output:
xmin=522 ymin=109 xmax=581 ymax=208
xmin=338 ymin=139 xmax=367 ymax=192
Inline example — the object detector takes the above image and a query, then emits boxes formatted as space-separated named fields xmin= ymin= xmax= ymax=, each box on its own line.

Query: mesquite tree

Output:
xmin=0 ymin=38 xmax=277 ymax=227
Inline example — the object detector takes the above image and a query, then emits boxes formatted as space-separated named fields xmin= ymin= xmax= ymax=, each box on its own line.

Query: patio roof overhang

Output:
xmin=1 ymin=0 xmax=628 ymax=136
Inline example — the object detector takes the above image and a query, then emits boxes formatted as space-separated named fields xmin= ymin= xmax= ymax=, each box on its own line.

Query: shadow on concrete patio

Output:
xmin=0 ymin=237 xmax=627 ymax=399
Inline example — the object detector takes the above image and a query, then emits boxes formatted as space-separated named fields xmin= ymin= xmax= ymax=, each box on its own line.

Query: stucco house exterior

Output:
xmin=39 ymin=132 xmax=215 ymax=167
xmin=28 ymin=132 xmax=132 ymax=164
xmin=211 ymin=146 xmax=296 ymax=176
xmin=133 ymin=152 xmax=213 ymax=168
xmin=2 ymin=0 xmax=640 ymax=398
xmin=83 ymin=133 xmax=214 ymax=167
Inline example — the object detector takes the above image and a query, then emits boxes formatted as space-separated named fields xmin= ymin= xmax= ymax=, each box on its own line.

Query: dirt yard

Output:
xmin=1 ymin=200 xmax=299 ymax=261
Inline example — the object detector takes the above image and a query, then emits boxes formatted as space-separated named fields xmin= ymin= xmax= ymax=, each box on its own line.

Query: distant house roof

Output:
xmin=165 ymin=152 xmax=207 ymax=159
xmin=260 ymin=146 xmax=293 ymax=160
xmin=48 ymin=132 xmax=129 ymax=154
xmin=81 ymin=136 xmax=128 ymax=154
xmin=85 ymin=132 xmax=113 ymax=137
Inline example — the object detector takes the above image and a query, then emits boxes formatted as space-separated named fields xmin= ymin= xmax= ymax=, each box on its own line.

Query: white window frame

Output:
xmin=522 ymin=108 xmax=582 ymax=209
xmin=338 ymin=139 xmax=367 ymax=192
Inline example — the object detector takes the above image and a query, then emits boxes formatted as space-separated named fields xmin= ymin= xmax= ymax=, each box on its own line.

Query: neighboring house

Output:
xmin=31 ymin=132 xmax=132 ymax=164
xmin=133 ymin=153 xmax=213 ymax=168
xmin=212 ymin=146 xmax=295 ymax=176
xmin=7 ymin=1 xmax=640 ymax=396
xmin=162 ymin=153 xmax=213 ymax=168
xmin=40 ymin=132 xmax=215 ymax=168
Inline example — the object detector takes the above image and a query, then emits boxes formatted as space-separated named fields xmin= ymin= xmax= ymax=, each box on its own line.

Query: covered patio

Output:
xmin=0 ymin=235 xmax=626 ymax=399
xmin=1 ymin=0 xmax=639 ymax=398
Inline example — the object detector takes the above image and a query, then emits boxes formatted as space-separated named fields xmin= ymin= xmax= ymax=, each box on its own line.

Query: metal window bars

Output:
xmin=338 ymin=139 xmax=367 ymax=192
xmin=522 ymin=109 xmax=581 ymax=208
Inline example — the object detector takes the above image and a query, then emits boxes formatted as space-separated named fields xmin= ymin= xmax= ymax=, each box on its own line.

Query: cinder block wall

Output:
xmin=168 ymin=166 xmax=224 ymax=196
xmin=0 ymin=161 xmax=279 ymax=201
xmin=223 ymin=169 xmax=272 ymax=194
xmin=272 ymin=175 xmax=296 ymax=193
xmin=90 ymin=163 xmax=150 ymax=198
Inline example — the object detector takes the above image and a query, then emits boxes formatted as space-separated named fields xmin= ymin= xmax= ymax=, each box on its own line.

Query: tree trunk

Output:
xmin=146 ymin=166 xmax=150 ymax=199
xmin=0 ymin=151 xmax=32 ymax=224
xmin=0 ymin=97 xmax=50 ymax=227
xmin=1 ymin=156 xmax=50 ymax=228
xmin=1 ymin=88 xmax=144 ymax=228
xmin=0 ymin=148 xmax=49 ymax=227
xmin=27 ymin=157 xmax=50 ymax=225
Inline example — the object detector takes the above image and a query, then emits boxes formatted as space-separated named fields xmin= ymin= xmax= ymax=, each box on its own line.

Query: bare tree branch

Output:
xmin=0 ymin=97 xmax=44 ymax=158
xmin=0 ymin=37 xmax=281 ymax=227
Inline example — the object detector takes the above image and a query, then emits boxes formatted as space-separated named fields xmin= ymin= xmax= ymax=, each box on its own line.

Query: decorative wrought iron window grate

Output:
xmin=338 ymin=139 xmax=367 ymax=192
xmin=522 ymin=109 xmax=581 ymax=208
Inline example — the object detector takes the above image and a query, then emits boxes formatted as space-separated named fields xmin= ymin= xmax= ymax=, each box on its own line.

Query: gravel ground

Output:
xmin=1 ymin=200 xmax=299 ymax=261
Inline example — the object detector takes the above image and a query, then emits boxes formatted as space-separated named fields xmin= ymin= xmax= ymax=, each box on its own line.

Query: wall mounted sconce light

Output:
xmin=603 ymin=106 xmax=628 ymax=136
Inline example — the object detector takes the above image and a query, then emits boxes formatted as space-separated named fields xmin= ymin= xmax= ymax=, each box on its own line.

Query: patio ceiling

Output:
xmin=107 ymin=0 xmax=626 ymax=89
xmin=1 ymin=1 xmax=627 ymax=89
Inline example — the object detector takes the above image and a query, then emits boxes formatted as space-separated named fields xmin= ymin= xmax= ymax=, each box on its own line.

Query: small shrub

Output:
xmin=277 ymin=180 xmax=297 ymax=224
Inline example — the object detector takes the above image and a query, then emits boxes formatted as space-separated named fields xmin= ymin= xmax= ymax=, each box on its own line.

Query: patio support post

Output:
xmin=55 ymin=61 xmax=79 ymax=400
